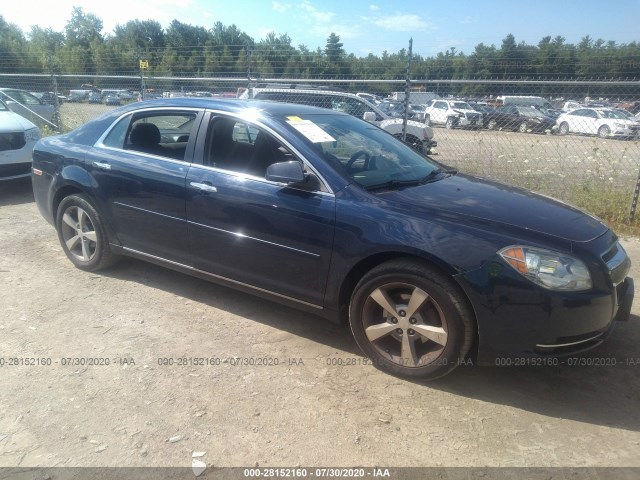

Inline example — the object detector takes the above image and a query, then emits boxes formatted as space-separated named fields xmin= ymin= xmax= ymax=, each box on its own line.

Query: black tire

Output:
xmin=558 ymin=122 xmax=569 ymax=135
xmin=487 ymin=119 xmax=497 ymax=130
xmin=519 ymin=122 xmax=528 ymax=133
xmin=349 ymin=259 xmax=475 ymax=380
xmin=445 ymin=118 xmax=455 ymax=129
xmin=55 ymin=194 xmax=119 ymax=271
xmin=598 ymin=125 xmax=611 ymax=138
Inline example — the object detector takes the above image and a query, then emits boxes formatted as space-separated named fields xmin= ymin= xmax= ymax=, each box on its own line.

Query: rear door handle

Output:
xmin=190 ymin=182 xmax=217 ymax=193
xmin=93 ymin=161 xmax=111 ymax=170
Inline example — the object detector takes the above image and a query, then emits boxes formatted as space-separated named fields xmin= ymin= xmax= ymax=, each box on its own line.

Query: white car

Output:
xmin=0 ymin=88 xmax=55 ymax=128
xmin=557 ymin=108 xmax=640 ymax=138
xmin=424 ymin=100 xmax=482 ymax=129
xmin=0 ymin=98 xmax=41 ymax=180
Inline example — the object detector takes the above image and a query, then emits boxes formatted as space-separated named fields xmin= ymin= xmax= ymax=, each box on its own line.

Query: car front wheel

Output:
xmin=56 ymin=194 xmax=118 ymax=271
xmin=349 ymin=259 xmax=475 ymax=380
xmin=558 ymin=122 xmax=569 ymax=135
xmin=598 ymin=125 xmax=611 ymax=138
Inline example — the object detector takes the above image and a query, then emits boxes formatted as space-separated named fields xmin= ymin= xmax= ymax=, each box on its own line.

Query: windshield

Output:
xmin=601 ymin=110 xmax=629 ymax=119
xmin=278 ymin=113 xmax=439 ymax=189
xmin=451 ymin=102 xmax=472 ymax=110
xmin=0 ymin=99 xmax=8 ymax=111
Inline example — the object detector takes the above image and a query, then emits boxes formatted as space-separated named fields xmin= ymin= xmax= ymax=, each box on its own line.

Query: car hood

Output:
xmin=0 ymin=110 xmax=37 ymax=132
xmin=378 ymin=173 xmax=607 ymax=243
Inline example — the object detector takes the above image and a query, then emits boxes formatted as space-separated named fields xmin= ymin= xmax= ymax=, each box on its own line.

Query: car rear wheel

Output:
xmin=519 ymin=122 xmax=528 ymax=133
xmin=598 ymin=125 xmax=611 ymax=138
xmin=558 ymin=122 xmax=569 ymax=135
xmin=487 ymin=119 xmax=497 ymax=130
xmin=349 ymin=259 xmax=475 ymax=380
xmin=56 ymin=194 xmax=118 ymax=271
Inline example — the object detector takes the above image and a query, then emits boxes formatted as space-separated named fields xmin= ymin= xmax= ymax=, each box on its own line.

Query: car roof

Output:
xmin=124 ymin=97 xmax=352 ymax=117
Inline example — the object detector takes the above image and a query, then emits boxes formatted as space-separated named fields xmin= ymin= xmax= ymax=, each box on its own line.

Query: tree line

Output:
xmin=1 ymin=8 xmax=639 ymax=97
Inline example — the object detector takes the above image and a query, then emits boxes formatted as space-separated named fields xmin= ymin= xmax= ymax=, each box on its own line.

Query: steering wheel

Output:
xmin=346 ymin=150 xmax=371 ymax=170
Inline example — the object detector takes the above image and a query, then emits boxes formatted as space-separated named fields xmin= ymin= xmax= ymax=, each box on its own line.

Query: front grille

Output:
xmin=0 ymin=132 xmax=26 ymax=151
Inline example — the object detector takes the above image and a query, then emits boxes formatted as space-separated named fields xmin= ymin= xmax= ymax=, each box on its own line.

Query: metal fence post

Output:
xmin=629 ymin=166 xmax=640 ymax=225
xmin=47 ymin=54 xmax=61 ymax=131
xmin=402 ymin=38 xmax=413 ymax=142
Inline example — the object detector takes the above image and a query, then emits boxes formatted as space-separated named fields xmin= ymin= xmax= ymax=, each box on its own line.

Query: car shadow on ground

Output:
xmin=0 ymin=177 xmax=34 ymax=207
xmin=103 ymin=257 xmax=361 ymax=355
xmin=102 ymin=258 xmax=640 ymax=432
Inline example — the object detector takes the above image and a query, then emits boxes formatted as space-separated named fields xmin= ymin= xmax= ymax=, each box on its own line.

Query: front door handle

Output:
xmin=190 ymin=182 xmax=217 ymax=193
xmin=93 ymin=161 xmax=111 ymax=170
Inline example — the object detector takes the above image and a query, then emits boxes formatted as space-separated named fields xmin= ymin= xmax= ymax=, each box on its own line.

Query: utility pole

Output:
xmin=402 ymin=38 xmax=413 ymax=142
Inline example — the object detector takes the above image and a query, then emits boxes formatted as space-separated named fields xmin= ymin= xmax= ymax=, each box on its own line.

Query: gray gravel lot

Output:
xmin=0 ymin=178 xmax=639 ymax=468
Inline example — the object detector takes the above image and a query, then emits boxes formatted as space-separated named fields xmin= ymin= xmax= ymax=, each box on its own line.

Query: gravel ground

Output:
xmin=0 ymin=177 xmax=639 ymax=469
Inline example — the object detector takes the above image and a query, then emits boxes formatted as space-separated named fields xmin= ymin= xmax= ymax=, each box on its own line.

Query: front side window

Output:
xmin=102 ymin=111 xmax=197 ymax=161
xmin=205 ymin=116 xmax=295 ymax=178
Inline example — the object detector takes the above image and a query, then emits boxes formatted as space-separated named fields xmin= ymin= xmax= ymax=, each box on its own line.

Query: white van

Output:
xmin=496 ymin=96 xmax=554 ymax=110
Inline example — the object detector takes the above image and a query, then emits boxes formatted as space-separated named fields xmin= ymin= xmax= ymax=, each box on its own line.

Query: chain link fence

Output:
xmin=1 ymin=72 xmax=639 ymax=232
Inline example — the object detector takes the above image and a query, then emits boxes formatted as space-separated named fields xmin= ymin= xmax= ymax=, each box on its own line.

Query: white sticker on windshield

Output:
xmin=286 ymin=119 xmax=335 ymax=143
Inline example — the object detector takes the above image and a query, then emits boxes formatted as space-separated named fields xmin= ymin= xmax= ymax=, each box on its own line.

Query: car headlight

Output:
xmin=24 ymin=128 xmax=41 ymax=142
xmin=498 ymin=246 xmax=592 ymax=291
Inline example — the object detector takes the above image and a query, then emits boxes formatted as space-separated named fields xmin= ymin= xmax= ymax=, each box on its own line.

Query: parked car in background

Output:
xmin=88 ymin=92 xmax=103 ymax=104
xmin=424 ymin=100 xmax=483 ymax=129
xmin=467 ymin=102 xmax=496 ymax=128
xmin=242 ymin=87 xmax=436 ymax=153
xmin=485 ymin=105 xmax=556 ymax=133
xmin=0 ymin=97 xmax=40 ymax=181
xmin=104 ymin=94 xmax=121 ymax=106
xmin=557 ymin=108 xmax=640 ymax=138
xmin=30 ymin=91 xmax=64 ymax=105
xmin=31 ymin=98 xmax=633 ymax=380
xmin=0 ymin=88 xmax=55 ymax=127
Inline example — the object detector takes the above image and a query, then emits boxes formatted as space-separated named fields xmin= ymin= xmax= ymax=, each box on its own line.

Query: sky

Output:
xmin=2 ymin=0 xmax=640 ymax=57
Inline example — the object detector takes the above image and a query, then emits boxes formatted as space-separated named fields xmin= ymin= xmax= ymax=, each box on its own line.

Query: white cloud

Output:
xmin=272 ymin=1 xmax=291 ymax=12
xmin=300 ymin=0 xmax=335 ymax=24
xmin=371 ymin=14 xmax=431 ymax=32
xmin=369 ymin=4 xmax=379 ymax=10
xmin=459 ymin=16 xmax=474 ymax=25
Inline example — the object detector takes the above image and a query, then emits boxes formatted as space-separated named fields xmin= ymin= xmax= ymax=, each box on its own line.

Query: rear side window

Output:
xmin=102 ymin=111 xmax=198 ymax=161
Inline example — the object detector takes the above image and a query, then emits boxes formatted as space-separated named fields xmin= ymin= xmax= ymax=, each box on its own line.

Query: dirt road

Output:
xmin=0 ymin=178 xmax=639 ymax=468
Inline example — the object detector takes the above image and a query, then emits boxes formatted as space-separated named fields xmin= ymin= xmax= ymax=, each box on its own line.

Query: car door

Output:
xmin=583 ymin=109 xmax=600 ymax=134
xmin=566 ymin=109 xmax=588 ymax=133
xmin=87 ymin=108 xmax=204 ymax=263
xmin=185 ymin=114 xmax=336 ymax=307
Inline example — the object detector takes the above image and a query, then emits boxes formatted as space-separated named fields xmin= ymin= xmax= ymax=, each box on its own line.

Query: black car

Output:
xmin=485 ymin=105 xmax=557 ymax=133
xmin=31 ymin=99 xmax=634 ymax=380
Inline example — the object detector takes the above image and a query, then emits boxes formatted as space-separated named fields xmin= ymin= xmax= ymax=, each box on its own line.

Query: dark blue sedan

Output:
xmin=31 ymin=98 xmax=634 ymax=379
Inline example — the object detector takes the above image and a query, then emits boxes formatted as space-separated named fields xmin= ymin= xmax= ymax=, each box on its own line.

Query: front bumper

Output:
xmin=457 ymin=253 xmax=634 ymax=365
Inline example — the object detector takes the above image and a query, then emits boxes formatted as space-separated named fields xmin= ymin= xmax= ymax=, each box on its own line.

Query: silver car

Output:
xmin=0 ymin=98 xmax=41 ymax=180
xmin=0 ymin=88 xmax=55 ymax=128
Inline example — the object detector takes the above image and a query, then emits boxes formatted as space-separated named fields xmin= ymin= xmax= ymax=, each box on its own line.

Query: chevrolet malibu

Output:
xmin=32 ymin=99 xmax=634 ymax=379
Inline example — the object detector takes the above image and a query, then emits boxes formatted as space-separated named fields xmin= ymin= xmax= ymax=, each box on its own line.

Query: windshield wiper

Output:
xmin=419 ymin=168 xmax=457 ymax=184
xmin=363 ymin=168 xmax=457 ymax=192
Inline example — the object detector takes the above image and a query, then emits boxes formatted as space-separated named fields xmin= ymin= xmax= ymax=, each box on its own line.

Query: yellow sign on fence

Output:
xmin=139 ymin=60 xmax=149 ymax=70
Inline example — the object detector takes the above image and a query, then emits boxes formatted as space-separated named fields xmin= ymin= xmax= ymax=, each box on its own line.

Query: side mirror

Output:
xmin=363 ymin=111 xmax=376 ymax=122
xmin=266 ymin=161 xmax=306 ymax=184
